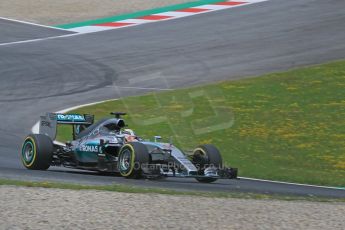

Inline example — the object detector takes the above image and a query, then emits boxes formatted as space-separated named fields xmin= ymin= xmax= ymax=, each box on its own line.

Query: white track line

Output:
xmin=154 ymin=11 xmax=194 ymax=17
xmin=0 ymin=22 xmax=147 ymax=46
xmin=118 ymin=19 xmax=153 ymax=24
xmin=196 ymin=4 xmax=233 ymax=10
xmin=31 ymin=85 xmax=172 ymax=134
xmin=117 ymin=86 xmax=173 ymax=91
xmin=0 ymin=17 xmax=71 ymax=32
xmin=57 ymin=99 xmax=119 ymax=114
xmin=239 ymin=177 xmax=345 ymax=190
xmin=0 ymin=33 xmax=79 ymax=47
xmin=245 ymin=0 xmax=268 ymax=3
xmin=67 ymin=26 xmax=114 ymax=34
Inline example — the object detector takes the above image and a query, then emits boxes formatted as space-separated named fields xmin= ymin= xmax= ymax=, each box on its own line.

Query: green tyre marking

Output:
xmin=21 ymin=138 xmax=36 ymax=167
xmin=119 ymin=144 xmax=136 ymax=177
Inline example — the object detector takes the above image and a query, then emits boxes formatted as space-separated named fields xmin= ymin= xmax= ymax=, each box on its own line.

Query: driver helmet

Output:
xmin=123 ymin=129 xmax=137 ymax=142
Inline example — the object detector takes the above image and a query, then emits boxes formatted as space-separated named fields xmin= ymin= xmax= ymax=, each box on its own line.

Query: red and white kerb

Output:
xmin=68 ymin=0 xmax=268 ymax=33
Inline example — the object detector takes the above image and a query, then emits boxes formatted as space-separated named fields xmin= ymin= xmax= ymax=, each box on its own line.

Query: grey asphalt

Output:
xmin=0 ymin=0 xmax=345 ymax=198
xmin=0 ymin=19 xmax=73 ymax=43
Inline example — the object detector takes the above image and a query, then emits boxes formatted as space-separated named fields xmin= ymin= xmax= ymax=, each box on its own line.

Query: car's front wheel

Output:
xmin=118 ymin=142 xmax=149 ymax=178
xmin=192 ymin=144 xmax=223 ymax=183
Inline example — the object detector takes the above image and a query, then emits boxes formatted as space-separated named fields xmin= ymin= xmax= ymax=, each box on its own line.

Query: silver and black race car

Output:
xmin=21 ymin=112 xmax=237 ymax=182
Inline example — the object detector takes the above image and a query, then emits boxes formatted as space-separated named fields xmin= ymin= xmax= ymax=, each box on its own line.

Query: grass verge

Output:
xmin=58 ymin=60 xmax=345 ymax=187
xmin=1 ymin=178 xmax=344 ymax=202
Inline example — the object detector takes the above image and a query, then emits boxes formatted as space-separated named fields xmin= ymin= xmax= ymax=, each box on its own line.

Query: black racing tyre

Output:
xmin=118 ymin=142 xmax=150 ymax=178
xmin=21 ymin=134 xmax=53 ymax=170
xmin=192 ymin=144 xmax=223 ymax=183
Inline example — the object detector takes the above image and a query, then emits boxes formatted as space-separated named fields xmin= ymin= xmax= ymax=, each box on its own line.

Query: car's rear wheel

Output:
xmin=118 ymin=142 xmax=149 ymax=178
xmin=192 ymin=144 xmax=223 ymax=183
xmin=21 ymin=134 xmax=53 ymax=170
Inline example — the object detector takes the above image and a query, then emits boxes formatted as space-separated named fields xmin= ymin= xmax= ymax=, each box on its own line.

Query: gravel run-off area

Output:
xmin=0 ymin=186 xmax=344 ymax=230
xmin=0 ymin=0 xmax=193 ymax=25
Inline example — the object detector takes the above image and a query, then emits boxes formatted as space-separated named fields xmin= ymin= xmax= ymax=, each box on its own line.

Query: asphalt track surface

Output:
xmin=0 ymin=18 xmax=73 ymax=44
xmin=0 ymin=0 xmax=345 ymax=198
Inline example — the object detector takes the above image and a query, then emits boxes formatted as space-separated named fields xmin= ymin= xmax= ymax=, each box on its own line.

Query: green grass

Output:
xmin=58 ymin=60 xmax=345 ymax=187
xmin=1 ymin=179 xmax=344 ymax=202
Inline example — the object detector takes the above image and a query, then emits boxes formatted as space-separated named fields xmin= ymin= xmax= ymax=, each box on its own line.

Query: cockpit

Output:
xmin=76 ymin=118 xmax=126 ymax=139
xmin=94 ymin=118 xmax=126 ymax=136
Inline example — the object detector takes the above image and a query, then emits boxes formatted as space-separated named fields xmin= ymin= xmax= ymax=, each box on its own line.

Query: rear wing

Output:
xmin=39 ymin=113 xmax=94 ymax=140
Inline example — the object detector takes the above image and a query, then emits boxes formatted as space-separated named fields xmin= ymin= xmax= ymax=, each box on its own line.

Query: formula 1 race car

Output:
xmin=21 ymin=112 xmax=238 ymax=182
